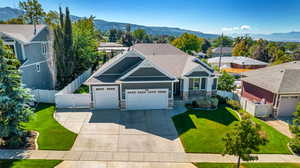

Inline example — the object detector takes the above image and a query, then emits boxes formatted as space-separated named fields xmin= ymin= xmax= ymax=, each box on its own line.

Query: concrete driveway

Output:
xmin=55 ymin=109 xmax=184 ymax=153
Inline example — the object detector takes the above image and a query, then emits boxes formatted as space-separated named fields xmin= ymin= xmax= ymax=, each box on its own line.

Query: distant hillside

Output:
xmin=0 ymin=7 xmax=217 ymax=39
xmin=250 ymin=32 xmax=300 ymax=42
xmin=0 ymin=7 xmax=24 ymax=21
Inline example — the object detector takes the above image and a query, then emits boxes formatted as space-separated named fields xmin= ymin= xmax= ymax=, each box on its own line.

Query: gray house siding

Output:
xmin=32 ymin=28 xmax=49 ymax=41
xmin=122 ymin=67 xmax=173 ymax=81
xmin=103 ymin=57 xmax=143 ymax=75
xmin=20 ymin=61 xmax=54 ymax=89
xmin=121 ymin=82 xmax=173 ymax=99
xmin=14 ymin=41 xmax=24 ymax=62
xmin=188 ymin=78 xmax=208 ymax=97
xmin=23 ymin=43 xmax=47 ymax=65
xmin=186 ymin=71 xmax=209 ymax=77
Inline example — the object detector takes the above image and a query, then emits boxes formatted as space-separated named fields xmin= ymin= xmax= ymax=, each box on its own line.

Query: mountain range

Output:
xmin=0 ymin=7 xmax=300 ymax=42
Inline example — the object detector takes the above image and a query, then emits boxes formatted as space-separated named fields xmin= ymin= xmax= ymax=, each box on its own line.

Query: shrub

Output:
xmin=290 ymin=138 xmax=300 ymax=154
xmin=226 ymin=99 xmax=241 ymax=110
xmin=190 ymin=97 xmax=219 ymax=109
xmin=215 ymin=95 xmax=227 ymax=104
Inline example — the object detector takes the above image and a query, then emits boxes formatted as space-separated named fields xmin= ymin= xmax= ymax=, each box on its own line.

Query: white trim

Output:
xmin=21 ymin=44 xmax=26 ymax=60
xmin=119 ymin=59 xmax=176 ymax=80
xmin=120 ymin=80 xmax=177 ymax=84
xmin=184 ymin=64 xmax=213 ymax=77
xmin=20 ymin=59 xmax=48 ymax=69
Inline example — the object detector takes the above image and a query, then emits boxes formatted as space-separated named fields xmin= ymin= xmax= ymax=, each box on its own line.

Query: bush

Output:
xmin=290 ymin=138 xmax=300 ymax=154
xmin=226 ymin=99 xmax=241 ymax=110
xmin=190 ymin=97 xmax=219 ymax=109
xmin=215 ymin=95 xmax=227 ymax=104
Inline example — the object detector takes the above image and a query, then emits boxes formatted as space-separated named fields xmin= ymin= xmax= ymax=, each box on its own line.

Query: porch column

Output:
xmin=206 ymin=77 xmax=213 ymax=96
xmin=183 ymin=77 xmax=189 ymax=101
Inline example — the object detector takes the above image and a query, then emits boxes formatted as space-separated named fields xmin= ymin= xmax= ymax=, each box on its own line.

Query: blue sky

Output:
xmin=1 ymin=0 xmax=300 ymax=34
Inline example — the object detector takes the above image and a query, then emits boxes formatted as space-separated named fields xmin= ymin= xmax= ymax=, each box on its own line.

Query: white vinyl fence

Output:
xmin=55 ymin=68 xmax=92 ymax=108
xmin=240 ymin=97 xmax=273 ymax=117
xmin=217 ymin=90 xmax=235 ymax=99
xmin=31 ymin=89 xmax=58 ymax=103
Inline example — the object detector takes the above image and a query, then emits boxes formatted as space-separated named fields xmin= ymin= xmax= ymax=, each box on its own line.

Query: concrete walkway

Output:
xmin=266 ymin=119 xmax=293 ymax=138
xmin=1 ymin=149 xmax=300 ymax=163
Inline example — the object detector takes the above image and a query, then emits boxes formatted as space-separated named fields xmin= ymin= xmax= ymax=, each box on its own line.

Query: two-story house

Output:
xmin=0 ymin=24 xmax=55 ymax=90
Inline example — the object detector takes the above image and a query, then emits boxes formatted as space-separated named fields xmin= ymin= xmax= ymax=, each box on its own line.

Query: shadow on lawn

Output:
xmin=172 ymin=104 xmax=239 ymax=135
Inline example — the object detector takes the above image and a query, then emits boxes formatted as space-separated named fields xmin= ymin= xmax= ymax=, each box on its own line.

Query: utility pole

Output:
xmin=218 ymin=33 xmax=224 ymax=70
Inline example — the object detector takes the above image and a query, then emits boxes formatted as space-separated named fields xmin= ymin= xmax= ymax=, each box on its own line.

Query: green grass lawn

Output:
xmin=22 ymin=104 xmax=77 ymax=150
xmin=195 ymin=163 xmax=300 ymax=168
xmin=0 ymin=159 xmax=62 ymax=168
xmin=172 ymin=105 xmax=291 ymax=154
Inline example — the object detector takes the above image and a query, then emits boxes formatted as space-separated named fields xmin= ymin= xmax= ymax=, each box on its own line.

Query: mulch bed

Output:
xmin=0 ymin=131 xmax=37 ymax=150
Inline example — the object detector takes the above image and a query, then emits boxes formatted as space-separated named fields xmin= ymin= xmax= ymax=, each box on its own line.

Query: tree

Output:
xmin=223 ymin=116 xmax=268 ymax=168
xmin=272 ymin=49 xmax=294 ymax=65
xmin=199 ymin=38 xmax=211 ymax=53
xmin=108 ymin=29 xmax=118 ymax=42
xmin=0 ymin=16 xmax=24 ymax=24
xmin=0 ymin=40 xmax=34 ymax=148
xmin=212 ymin=35 xmax=233 ymax=48
xmin=45 ymin=10 xmax=60 ymax=26
xmin=121 ymin=24 xmax=134 ymax=47
xmin=171 ymin=33 xmax=202 ymax=54
xmin=232 ymin=37 xmax=253 ymax=56
xmin=132 ymin=29 xmax=147 ymax=43
xmin=249 ymin=39 xmax=270 ymax=62
xmin=289 ymin=102 xmax=300 ymax=154
xmin=19 ymin=0 xmax=45 ymax=33
xmin=217 ymin=72 xmax=236 ymax=92
xmin=73 ymin=16 xmax=99 ymax=74
xmin=53 ymin=7 xmax=75 ymax=89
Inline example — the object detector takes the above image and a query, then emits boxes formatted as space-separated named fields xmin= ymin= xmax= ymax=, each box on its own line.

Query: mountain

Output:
xmin=250 ymin=32 xmax=300 ymax=42
xmin=0 ymin=7 xmax=217 ymax=39
xmin=0 ymin=7 xmax=24 ymax=21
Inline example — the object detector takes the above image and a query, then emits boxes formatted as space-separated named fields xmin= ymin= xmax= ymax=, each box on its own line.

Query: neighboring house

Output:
xmin=212 ymin=47 xmax=232 ymax=57
xmin=241 ymin=61 xmax=300 ymax=117
xmin=98 ymin=42 xmax=128 ymax=57
xmin=85 ymin=43 xmax=218 ymax=110
xmin=192 ymin=51 xmax=206 ymax=58
xmin=0 ymin=24 xmax=55 ymax=90
xmin=208 ymin=56 xmax=268 ymax=74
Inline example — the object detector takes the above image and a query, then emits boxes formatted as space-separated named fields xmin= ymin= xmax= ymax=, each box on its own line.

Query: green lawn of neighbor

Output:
xmin=172 ymin=104 xmax=291 ymax=154
xmin=0 ymin=159 xmax=62 ymax=168
xmin=22 ymin=104 xmax=77 ymax=150
xmin=195 ymin=163 xmax=300 ymax=168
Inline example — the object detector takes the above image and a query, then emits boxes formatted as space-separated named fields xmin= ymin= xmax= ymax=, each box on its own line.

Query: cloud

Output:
xmin=222 ymin=25 xmax=251 ymax=32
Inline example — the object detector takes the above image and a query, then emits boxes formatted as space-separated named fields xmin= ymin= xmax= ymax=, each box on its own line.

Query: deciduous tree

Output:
xmin=171 ymin=33 xmax=202 ymax=54
xmin=217 ymin=72 xmax=236 ymax=92
xmin=223 ymin=116 xmax=268 ymax=168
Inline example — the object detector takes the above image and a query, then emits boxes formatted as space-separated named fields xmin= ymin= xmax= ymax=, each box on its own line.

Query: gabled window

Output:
xmin=36 ymin=63 xmax=40 ymax=72
xmin=41 ymin=42 xmax=48 ymax=55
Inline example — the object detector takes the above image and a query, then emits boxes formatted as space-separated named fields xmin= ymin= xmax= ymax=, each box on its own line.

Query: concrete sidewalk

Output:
xmin=1 ymin=150 xmax=300 ymax=163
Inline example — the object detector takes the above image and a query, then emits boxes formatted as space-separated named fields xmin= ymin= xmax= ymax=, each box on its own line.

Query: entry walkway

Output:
xmin=1 ymin=149 xmax=300 ymax=163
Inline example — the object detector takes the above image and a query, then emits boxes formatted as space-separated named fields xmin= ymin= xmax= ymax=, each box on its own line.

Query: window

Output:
xmin=193 ymin=78 xmax=200 ymax=90
xmin=36 ymin=63 xmax=40 ymax=72
xmin=201 ymin=78 xmax=207 ymax=90
xmin=212 ymin=78 xmax=218 ymax=90
xmin=42 ymin=43 xmax=47 ymax=55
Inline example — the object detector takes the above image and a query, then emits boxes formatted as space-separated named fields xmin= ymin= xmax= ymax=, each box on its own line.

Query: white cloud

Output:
xmin=222 ymin=25 xmax=251 ymax=32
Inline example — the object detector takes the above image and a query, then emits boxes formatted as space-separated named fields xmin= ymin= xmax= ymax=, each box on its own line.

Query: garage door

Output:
xmin=125 ymin=89 xmax=169 ymax=110
xmin=93 ymin=86 xmax=119 ymax=109
xmin=278 ymin=96 xmax=300 ymax=116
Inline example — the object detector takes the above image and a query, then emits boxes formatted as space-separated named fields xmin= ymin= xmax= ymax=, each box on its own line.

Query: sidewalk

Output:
xmin=1 ymin=150 xmax=300 ymax=163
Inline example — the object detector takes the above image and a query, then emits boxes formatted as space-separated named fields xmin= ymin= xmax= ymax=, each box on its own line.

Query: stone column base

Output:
xmin=120 ymin=100 xmax=126 ymax=110
xmin=168 ymin=99 xmax=174 ymax=108
xmin=183 ymin=91 xmax=189 ymax=101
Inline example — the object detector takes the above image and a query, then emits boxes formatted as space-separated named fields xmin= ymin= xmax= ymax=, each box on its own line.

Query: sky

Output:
xmin=1 ymin=0 xmax=300 ymax=34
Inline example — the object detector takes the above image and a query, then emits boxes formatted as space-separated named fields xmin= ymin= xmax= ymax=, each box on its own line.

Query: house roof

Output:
xmin=132 ymin=43 xmax=213 ymax=77
xmin=242 ymin=61 xmax=300 ymax=94
xmin=212 ymin=47 xmax=233 ymax=54
xmin=0 ymin=24 xmax=47 ymax=43
xmin=85 ymin=43 xmax=214 ymax=85
xmin=208 ymin=56 xmax=268 ymax=66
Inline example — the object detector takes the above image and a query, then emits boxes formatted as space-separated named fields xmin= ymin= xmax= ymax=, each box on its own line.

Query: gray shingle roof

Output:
xmin=208 ymin=56 xmax=268 ymax=66
xmin=242 ymin=61 xmax=300 ymax=94
xmin=132 ymin=43 xmax=212 ymax=77
xmin=0 ymin=24 xmax=47 ymax=43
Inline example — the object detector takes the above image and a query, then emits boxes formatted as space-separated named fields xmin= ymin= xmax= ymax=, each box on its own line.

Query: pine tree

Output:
xmin=0 ymin=40 xmax=34 ymax=148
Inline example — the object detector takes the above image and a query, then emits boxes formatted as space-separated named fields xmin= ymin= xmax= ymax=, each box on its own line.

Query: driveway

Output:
xmin=55 ymin=109 xmax=184 ymax=153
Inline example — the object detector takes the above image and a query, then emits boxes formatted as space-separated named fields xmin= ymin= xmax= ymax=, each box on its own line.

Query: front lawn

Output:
xmin=172 ymin=105 xmax=291 ymax=154
xmin=22 ymin=104 xmax=77 ymax=150
xmin=0 ymin=159 xmax=62 ymax=168
xmin=195 ymin=163 xmax=300 ymax=168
